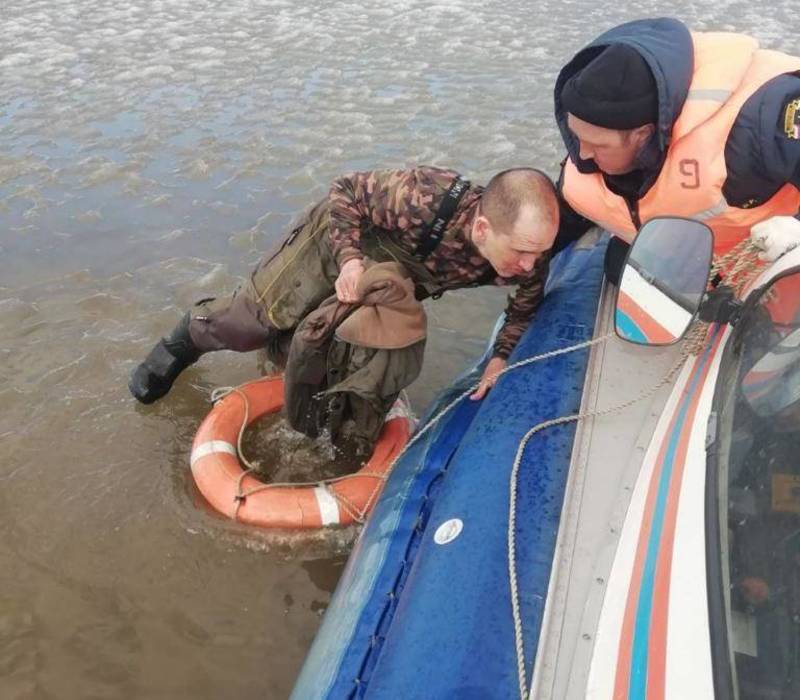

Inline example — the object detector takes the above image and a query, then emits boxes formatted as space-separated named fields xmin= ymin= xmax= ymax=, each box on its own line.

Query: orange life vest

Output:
xmin=562 ymin=33 xmax=800 ymax=256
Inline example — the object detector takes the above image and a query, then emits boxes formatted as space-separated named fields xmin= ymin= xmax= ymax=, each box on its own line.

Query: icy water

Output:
xmin=1 ymin=1 xmax=797 ymax=698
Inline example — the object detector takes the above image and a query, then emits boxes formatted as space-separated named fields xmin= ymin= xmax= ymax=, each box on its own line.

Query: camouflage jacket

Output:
xmin=328 ymin=166 xmax=550 ymax=359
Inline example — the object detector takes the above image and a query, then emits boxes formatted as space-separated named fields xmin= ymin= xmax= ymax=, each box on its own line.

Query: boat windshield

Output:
xmin=711 ymin=268 xmax=800 ymax=699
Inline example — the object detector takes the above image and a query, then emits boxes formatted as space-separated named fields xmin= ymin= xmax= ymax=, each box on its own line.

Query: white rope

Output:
xmin=210 ymin=379 xmax=391 ymax=523
xmin=505 ymin=238 xmax=767 ymax=698
xmin=208 ymin=334 xmax=614 ymax=524
xmin=507 ymin=350 xmax=688 ymax=700
xmin=361 ymin=332 xmax=613 ymax=500
xmin=506 ymin=247 xmax=763 ymax=698
xmin=208 ymin=323 xmax=698 ymax=699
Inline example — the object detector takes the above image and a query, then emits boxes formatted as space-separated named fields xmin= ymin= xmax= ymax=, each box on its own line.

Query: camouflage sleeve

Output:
xmin=327 ymin=168 xmax=455 ymax=266
xmin=492 ymin=254 xmax=550 ymax=359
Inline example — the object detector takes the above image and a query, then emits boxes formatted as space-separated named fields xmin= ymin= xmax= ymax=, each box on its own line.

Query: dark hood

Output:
xmin=554 ymin=18 xmax=693 ymax=197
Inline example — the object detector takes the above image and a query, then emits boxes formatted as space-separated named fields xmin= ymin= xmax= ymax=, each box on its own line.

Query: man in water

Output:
xmin=129 ymin=166 xmax=559 ymax=404
xmin=551 ymin=17 xmax=800 ymax=274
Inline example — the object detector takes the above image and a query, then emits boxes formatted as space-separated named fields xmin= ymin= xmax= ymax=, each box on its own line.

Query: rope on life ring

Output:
xmin=190 ymin=376 xmax=413 ymax=529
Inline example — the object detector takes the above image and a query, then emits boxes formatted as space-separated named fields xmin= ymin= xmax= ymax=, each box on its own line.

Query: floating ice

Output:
xmin=0 ymin=0 xmax=794 ymax=285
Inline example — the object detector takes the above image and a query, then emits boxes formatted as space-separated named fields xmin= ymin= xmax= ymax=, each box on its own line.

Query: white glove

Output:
xmin=750 ymin=216 xmax=800 ymax=262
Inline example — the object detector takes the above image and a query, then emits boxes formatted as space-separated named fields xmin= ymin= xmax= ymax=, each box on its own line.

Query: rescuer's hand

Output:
xmin=335 ymin=258 xmax=366 ymax=303
xmin=470 ymin=356 xmax=507 ymax=401
xmin=751 ymin=216 xmax=800 ymax=262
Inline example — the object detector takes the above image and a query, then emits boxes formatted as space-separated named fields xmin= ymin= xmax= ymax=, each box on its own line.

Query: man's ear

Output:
xmin=473 ymin=215 xmax=489 ymax=244
xmin=632 ymin=123 xmax=656 ymax=147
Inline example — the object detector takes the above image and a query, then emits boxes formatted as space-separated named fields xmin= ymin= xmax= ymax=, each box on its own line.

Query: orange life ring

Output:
xmin=190 ymin=377 xmax=412 ymax=528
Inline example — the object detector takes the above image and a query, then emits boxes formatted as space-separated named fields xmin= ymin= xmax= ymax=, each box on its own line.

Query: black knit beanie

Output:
xmin=561 ymin=44 xmax=658 ymax=129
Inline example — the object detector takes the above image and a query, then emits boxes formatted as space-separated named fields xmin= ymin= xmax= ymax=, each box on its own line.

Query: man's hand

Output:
xmin=335 ymin=258 xmax=365 ymax=303
xmin=751 ymin=216 xmax=800 ymax=263
xmin=470 ymin=356 xmax=507 ymax=401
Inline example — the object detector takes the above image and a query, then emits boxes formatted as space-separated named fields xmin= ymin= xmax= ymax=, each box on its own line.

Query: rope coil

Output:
xmin=711 ymin=237 xmax=765 ymax=298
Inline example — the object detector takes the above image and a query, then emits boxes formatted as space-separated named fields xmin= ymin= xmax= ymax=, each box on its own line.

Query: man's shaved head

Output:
xmin=471 ymin=168 xmax=560 ymax=278
xmin=481 ymin=168 xmax=559 ymax=234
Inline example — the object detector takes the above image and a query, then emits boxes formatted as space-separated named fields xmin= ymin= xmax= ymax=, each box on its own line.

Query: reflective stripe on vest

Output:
xmin=562 ymin=32 xmax=800 ymax=256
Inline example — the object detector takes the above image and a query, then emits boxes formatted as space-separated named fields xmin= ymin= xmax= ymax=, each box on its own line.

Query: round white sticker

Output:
xmin=433 ymin=518 xmax=463 ymax=545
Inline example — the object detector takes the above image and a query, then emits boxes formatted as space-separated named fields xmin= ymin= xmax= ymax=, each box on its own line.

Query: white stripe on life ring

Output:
xmin=313 ymin=486 xmax=340 ymax=525
xmin=191 ymin=440 xmax=237 ymax=467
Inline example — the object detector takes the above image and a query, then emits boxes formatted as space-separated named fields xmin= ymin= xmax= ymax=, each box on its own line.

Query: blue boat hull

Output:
xmin=292 ymin=234 xmax=608 ymax=700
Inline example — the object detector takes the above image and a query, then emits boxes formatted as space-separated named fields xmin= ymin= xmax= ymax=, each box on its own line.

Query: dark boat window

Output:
xmin=711 ymin=269 xmax=800 ymax=700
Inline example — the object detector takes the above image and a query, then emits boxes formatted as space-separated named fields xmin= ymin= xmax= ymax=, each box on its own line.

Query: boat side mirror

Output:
xmin=615 ymin=217 xmax=713 ymax=346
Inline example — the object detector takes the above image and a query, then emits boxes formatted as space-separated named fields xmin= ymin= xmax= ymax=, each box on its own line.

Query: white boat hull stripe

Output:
xmin=190 ymin=440 xmax=237 ymax=467
xmin=313 ymin=486 xmax=340 ymax=525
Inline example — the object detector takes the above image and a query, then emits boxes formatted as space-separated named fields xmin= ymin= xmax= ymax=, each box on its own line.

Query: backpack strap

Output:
xmin=413 ymin=176 xmax=471 ymax=261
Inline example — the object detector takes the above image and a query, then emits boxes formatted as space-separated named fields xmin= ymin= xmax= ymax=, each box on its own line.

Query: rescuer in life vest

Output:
xmin=129 ymin=167 xmax=560 ymax=409
xmin=551 ymin=17 xmax=800 ymax=277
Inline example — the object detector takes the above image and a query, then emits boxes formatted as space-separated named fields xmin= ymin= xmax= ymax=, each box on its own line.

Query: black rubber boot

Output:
xmin=129 ymin=313 xmax=203 ymax=404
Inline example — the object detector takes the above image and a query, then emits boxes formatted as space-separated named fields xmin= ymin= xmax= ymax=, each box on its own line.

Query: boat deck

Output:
xmin=531 ymin=281 xmax=687 ymax=699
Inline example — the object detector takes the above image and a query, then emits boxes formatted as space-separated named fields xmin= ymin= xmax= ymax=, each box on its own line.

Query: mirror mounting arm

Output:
xmin=698 ymin=286 xmax=743 ymax=325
